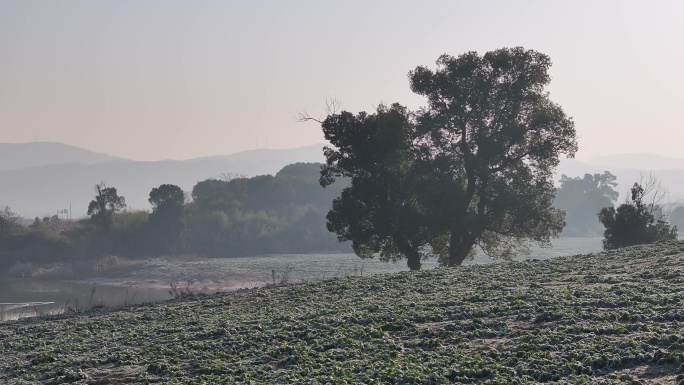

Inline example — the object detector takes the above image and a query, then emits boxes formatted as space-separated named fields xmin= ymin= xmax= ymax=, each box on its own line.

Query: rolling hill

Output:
xmin=0 ymin=142 xmax=126 ymax=172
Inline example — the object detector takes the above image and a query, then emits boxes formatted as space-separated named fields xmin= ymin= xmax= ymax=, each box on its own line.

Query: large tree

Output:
xmin=316 ymin=47 xmax=578 ymax=268
xmin=87 ymin=183 xmax=127 ymax=231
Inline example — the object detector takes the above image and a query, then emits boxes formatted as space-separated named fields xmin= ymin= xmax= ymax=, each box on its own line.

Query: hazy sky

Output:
xmin=1 ymin=1 xmax=683 ymax=161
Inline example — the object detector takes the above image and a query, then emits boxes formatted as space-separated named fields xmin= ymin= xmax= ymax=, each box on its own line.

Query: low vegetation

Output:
xmin=2 ymin=242 xmax=684 ymax=383
xmin=599 ymin=177 xmax=678 ymax=250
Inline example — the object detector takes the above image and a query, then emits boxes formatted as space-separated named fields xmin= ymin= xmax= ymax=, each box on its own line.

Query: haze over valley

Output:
xmin=4 ymin=141 xmax=684 ymax=221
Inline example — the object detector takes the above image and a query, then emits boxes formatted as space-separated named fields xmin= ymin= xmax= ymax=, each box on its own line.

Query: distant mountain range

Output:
xmin=0 ymin=142 xmax=325 ymax=218
xmin=3 ymin=142 xmax=684 ymax=219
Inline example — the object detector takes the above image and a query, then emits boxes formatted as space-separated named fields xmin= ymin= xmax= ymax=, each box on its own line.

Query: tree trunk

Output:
xmin=447 ymin=232 xmax=476 ymax=267
xmin=397 ymin=240 xmax=422 ymax=271
xmin=405 ymin=248 xmax=422 ymax=271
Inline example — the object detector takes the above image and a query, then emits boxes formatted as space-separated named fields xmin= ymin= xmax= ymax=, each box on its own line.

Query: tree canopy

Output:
xmin=182 ymin=164 xmax=348 ymax=257
xmin=87 ymin=183 xmax=127 ymax=231
xmin=321 ymin=103 xmax=429 ymax=270
xmin=317 ymin=47 xmax=577 ymax=269
xmin=148 ymin=184 xmax=185 ymax=255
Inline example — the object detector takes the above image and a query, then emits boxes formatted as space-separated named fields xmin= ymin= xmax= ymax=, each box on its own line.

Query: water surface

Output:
xmin=0 ymin=237 xmax=603 ymax=321
xmin=0 ymin=280 xmax=171 ymax=321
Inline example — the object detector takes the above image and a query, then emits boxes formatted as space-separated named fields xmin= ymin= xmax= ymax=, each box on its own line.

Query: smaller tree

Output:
xmin=88 ymin=183 xmax=126 ymax=231
xmin=598 ymin=176 xmax=677 ymax=249
xmin=148 ymin=184 xmax=185 ymax=254
xmin=318 ymin=103 xmax=432 ymax=270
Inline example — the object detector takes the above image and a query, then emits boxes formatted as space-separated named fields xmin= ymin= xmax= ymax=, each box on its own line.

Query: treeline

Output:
xmin=0 ymin=163 xmax=350 ymax=269
xmin=4 ymin=161 xmax=682 ymax=271
xmin=554 ymin=171 xmax=684 ymax=242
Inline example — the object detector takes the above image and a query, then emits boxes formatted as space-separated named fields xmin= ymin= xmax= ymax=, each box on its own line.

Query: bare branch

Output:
xmin=324 ymin=97 xmax=341 ymax=115
xmin=296 ymin=97 xmax=342 ymax=124
xmin=295 ymin=109 xmax=324 ymax=124
xmin=639 ymin=171 xmax=673 ymax=220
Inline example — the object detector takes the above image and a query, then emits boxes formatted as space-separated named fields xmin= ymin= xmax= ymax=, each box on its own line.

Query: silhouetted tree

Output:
xmin=310 ymin=47 xmax=577 ymax=269
xmin=191 ymin=178 xmax=246 ymax=214
xmin=598 ymin=181 xmax=677 ymax=249
xmin=149 ymin=184 xmax=185 ymax=254
xmin=319 ymin=103 xmax=431 ymax=270
xmin=87 ymin=183 xmax=126 ymax=231
xmin=555 ymin=172 xmax=619 ymax=236
xmin=411 ymin=48 xmax=578 ymax=266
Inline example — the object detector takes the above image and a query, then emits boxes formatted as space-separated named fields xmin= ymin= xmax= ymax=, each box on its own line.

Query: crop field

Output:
xmin=2 ymin=241 xmax=684 ymax=384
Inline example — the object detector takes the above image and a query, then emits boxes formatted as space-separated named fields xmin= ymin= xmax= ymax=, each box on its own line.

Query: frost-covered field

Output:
xmin=2 ymin=240 xmax=684 ymax=383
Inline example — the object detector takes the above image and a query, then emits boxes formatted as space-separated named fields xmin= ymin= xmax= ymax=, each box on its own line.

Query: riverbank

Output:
xmin=3 ymin=237 xmax=604 ymax=286
xmin=2 ymin=241 xmax=683 ymax=383
xmin=0 ymin=238 xmax=603 ymax=321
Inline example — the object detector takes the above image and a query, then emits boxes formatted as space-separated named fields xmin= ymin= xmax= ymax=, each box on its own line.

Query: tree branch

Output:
xmin=639 ymin=171 xmax=673 ymax=220
xmin=296 ymin=98 xmax=341 ymax=124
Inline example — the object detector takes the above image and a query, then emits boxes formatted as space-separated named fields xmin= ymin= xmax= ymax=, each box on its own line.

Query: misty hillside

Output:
xmin=0 ymin=142 xmax=325 ymax=218
xmin=5 ymin=142 xmax=684 ymax=220
xmin=0 ymin=142 xmax=127 ymax=172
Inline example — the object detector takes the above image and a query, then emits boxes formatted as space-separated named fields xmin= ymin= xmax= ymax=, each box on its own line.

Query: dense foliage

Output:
xmin=319 ymin=47 xmax=577 ymax=269
xmin=599 ymin=182 xmax=678 ymax=249
xmin=183 ymin=164 xmax=348 ymax=257
xmin=148 ymin=184 xmax=185 ymax=255
xmin=321 ymin=104 xmax=429 ymax=270
xmin=554 ymin=172 xmax=619 ymax=236
xmin=2 ymin=242 xmax=684 ymax=383
xmin=0 ymin=220 xmax=72 ymax=267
